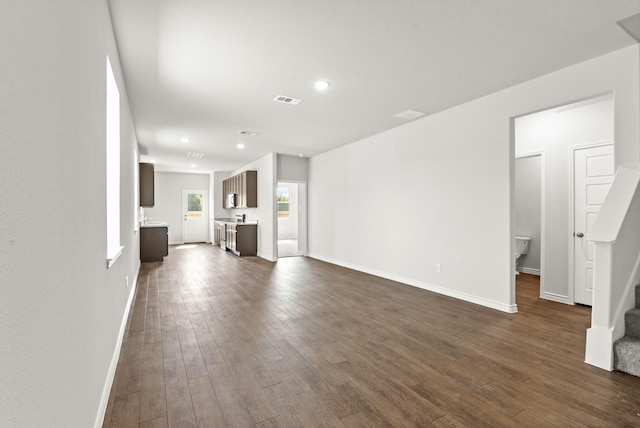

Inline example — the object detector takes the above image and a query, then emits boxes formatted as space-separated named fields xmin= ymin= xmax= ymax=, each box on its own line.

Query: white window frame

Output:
xmin=106 ymin=56 xmax=123 ymax=268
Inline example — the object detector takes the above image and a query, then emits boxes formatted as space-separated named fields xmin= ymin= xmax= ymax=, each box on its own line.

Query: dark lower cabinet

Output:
xmin=140 ymin=226 xmax=168 ymax=262
xmin=226 ymin=224 xmax=257 ymax=256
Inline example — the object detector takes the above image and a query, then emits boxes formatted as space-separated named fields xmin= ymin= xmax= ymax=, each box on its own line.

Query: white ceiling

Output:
xmin=108 ymin=0 xmax=640 ymax=173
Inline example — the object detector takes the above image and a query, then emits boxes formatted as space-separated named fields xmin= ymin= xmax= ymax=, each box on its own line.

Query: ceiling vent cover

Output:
xmin=393 ymin=109 xmax=426 ymax=120
xmin=274 ymin=95 xmax=303 ymax=105
xmin=187 ymin=152 xmax=204 ymax=159
xmin=239 ymin=130 xmax=260 ymax=136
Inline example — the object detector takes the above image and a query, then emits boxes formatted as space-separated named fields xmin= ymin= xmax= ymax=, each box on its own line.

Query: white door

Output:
xmin=573 ymin=144 xmax=614 ymax=305
xmin=182 ymin=189 xmax=208 ymax=243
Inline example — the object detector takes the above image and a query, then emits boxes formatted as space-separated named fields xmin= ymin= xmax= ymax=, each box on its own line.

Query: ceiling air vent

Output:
xmin=187 ymin=152 xmax=204 ymax=159
xmin=274 ymin=95 xmax=303 ymax=105
xmin=393 ymin=109 xmax=426 ymax=120
xmin=239 ymin=130 xmax=259 ymax=136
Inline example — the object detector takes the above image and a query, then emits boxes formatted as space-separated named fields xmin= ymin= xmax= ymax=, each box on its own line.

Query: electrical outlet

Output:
xmin=125 ymin=276 xmax=129 ymax=289
xmin=436 ymin=264 xmax=442 ymax=273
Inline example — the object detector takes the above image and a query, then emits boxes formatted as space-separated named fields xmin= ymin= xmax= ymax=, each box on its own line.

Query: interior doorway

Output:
xmin=515 ymin=152 xmax=544 ymax=289
xmin=513 ymin=93 xmax=614 ymax=306
xmin=277 ymin=181 xmax=306 ymax=258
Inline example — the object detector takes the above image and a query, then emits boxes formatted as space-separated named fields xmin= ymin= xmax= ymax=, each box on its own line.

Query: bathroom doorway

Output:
xmin=513 ymin=93 xmax=614 ymax=305
xmin=277 ymin=181 xmax=307 ymax=258
xmin=515 ymin=153 xmax=544 ymax=295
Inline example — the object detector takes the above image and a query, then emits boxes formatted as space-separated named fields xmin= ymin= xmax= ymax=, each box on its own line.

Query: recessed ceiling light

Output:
xmin=180 ymin=137 xmax=190 ymax=143
xmin=237 ymin=143 xmax=245 ymax=150
xmin=298 ymin=154 xmax=306 ymax=158
xmin=314 ymin=81 xmax=330 ymax=91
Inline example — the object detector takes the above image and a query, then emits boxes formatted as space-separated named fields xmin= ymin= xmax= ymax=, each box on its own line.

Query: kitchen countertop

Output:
xmin=140 ymin=221 xmax=169 ymax=228
xmin=214 ymin=218 xmax=258 ymax=225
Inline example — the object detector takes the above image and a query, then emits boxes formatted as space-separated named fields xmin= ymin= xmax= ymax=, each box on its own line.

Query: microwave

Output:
xmin=226 ymin=193 xmax=236 ymax=208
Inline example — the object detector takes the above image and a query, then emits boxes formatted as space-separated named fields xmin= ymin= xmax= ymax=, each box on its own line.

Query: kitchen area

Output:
xmin=139 ymin=162 xmax=261 ymax=262
xmin=213 ymin=169 xmax=259 ymax=256
xmin=139 ymin=152 xmax=298 ymax=263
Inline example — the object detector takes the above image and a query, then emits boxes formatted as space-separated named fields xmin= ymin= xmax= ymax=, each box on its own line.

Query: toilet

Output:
xmin=515 ymin=236 xmax=530 ymax=275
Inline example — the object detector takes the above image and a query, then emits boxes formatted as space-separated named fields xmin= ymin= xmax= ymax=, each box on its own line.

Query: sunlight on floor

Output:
xmin=278 ymin=239 xmax=302 ymax=258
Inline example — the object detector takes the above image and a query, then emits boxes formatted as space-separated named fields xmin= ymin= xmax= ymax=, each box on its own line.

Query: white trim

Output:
xmin=94 ymin=261 xmax=140 ymax=428
xmin=520 ymin=267 xmax=540 ymax=276
xmin=257 ymin=251 xmax=278 ymax=262
xmin=541 ymin=291 xmax=571 ymax=304
xmin=515 ymin=151 xmax=546 ymax=301
xmin=308 ymin=253 xmax=517 ymax=313
xmin=106 ymin=245 xmax=124 ymax=269
xmin=568 ymin=141 xmax=614 ymax=304
xmin=276 ymin=180 xmax=308 ymax=259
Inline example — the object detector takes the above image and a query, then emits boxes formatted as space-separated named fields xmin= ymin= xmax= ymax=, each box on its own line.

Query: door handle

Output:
xmin=575 ymin=232 xmax=584 ymax=238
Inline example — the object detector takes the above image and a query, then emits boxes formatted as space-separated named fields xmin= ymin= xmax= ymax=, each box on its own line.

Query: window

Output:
xmin=106 ymin=56 xmax=122 ymax=267
xmin=187 ymin=192 xmax=204 ymax=217
xmin=277 ymin=186 xmax=290 ymax=218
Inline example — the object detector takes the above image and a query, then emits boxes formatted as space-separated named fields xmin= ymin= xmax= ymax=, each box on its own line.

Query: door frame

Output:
xmin=276 ymin=180 xmax=307 ymax=258
xmin=568 ymin=141 xmax=614 ymax=304
xmin=182 ymin=188 xmax=209 ymax=244
xmin=515 ymin=151 xmax=546 ymax=301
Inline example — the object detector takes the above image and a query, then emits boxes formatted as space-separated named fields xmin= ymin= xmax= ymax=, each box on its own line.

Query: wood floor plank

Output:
xmin=139 ymin=417 xmax=167 ymax=428
xmin=163 ymin=358 xmax=197 ymax=428
xmin=187 ymin=375 xmax=227 ymax=427
xmin=105 ymin=245 xmax=640 ymax=427
xmin=115 ymin=356 xmax=142 ymax=397
xmin=263 ymin=380 xmax=322 ymax=427
xmin=206 ymin=363 xmax=256 ymax=427
xmin=218 ymin=345 xmax=278 ymax=423
xmin=109 ymin=392 xmax=140 ymax=428
xmin=138 ymin=357 xmax=166 ymax=423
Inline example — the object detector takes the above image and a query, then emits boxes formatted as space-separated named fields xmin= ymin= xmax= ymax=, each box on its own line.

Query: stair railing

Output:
xmin=586 ymin=163 xmax=640 ymax=370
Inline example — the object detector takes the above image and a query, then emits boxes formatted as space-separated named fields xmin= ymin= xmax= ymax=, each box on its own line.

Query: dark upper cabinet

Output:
xmin=139 ymin=162 xmax=155 ymax=207
xmin=222 ymin=170 xmax=257 ymax=209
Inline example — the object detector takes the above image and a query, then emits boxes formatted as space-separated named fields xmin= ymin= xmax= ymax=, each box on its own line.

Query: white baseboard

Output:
xmin=540 ymin=291 xmax=571 ymax=304
xmin=307 ymin=253 xmax=517 ymax=313
xmin=520 ymin=267 xmax=541 ymax=276
xmin=257 ymin=251 xmax=277 ymax=262
xmin=94 ymin=261 xmax=140 ymax=428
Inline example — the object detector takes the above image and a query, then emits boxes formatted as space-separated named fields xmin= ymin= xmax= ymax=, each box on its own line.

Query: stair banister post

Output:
xmin=585 ymin=242 xmax=614 ymax=370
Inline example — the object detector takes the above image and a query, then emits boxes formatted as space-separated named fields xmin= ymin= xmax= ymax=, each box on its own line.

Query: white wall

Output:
xmin=308 ymin=46 xmax=639 ymax=313
xmin=0 ymin=2 xmax=140 ymax=426
xmin=143 ymin=171 xmax=210 ymax=244
xmin=231 ymin=153 xmax=277 ymax=261
xmin=278 ymin=154 xmax=309 ymax=181
xmin=515 ymin=155 xmax=542 ymax=273
xmin=515 ymin=96 xmax=614 ymax=301
xmin=278 ymin=183 xmax=299 ymax=239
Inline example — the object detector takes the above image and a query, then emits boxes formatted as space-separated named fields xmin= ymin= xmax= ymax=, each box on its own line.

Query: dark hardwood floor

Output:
xmin=103 ymin=244 xmax=640 ymax=427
